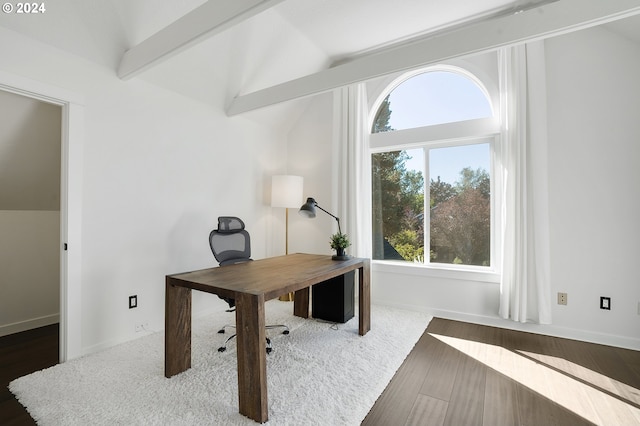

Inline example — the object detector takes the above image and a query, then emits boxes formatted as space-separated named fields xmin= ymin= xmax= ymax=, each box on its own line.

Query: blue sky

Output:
xmin=385 ymin=71 xmax=492 ymax=185
xmin=405 ymin=144 xmax=490 ymax=185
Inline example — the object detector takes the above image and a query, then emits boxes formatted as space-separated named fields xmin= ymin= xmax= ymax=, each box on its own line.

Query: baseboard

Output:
xmin=80 ymin=306 xmax=223 ymax=357
xmin=0 ymin=314 xmax=59 ymax=337
xmin=373 ymin=302 xmax=640 ymax=351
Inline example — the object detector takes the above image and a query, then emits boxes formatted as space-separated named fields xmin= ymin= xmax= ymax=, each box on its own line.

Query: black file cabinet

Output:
xmin=312 ymin=270 xmax=355 ymax=323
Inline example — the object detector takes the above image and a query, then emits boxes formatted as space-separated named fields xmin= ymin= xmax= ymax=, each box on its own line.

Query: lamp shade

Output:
xmin=298 ymin=196 xmax=342 ymax=234
xmin=271 ymin=175 xmax=303 ymax=208
xmin=298 ymin=197 xmax=317 ymax=218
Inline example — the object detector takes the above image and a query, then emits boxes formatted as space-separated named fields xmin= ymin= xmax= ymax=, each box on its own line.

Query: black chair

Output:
xmin=209 ymin=216 xmax=289 ymax=353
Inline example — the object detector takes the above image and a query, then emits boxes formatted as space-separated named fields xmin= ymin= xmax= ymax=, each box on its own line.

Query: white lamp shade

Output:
xmin=271 ymin=175 xmax=303 ymax=208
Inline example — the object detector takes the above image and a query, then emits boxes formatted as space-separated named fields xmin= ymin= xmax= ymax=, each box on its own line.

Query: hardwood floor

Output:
xmin=0 ymin=324 xmax=58 ymax=426
xmin=363 ymin=318 xmax=640 ymax=426
xmin=2 ymin=320 xmax=638 ymax=425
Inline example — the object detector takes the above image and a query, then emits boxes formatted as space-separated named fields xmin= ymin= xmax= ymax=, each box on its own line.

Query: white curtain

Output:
xmin=335 ymin=83 xmax=372 ymax=259
xmin=499 ymin=42 xmax=552 ymax=324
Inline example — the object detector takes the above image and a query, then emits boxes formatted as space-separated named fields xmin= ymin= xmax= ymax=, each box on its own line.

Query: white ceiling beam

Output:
xmin=227 ymin=0 xmax=640 ymax=116
xmin=118 ymin=0 xmax=284 ymax=80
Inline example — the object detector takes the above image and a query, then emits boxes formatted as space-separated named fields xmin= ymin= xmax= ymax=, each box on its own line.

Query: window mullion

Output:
xmin=424 ymin=147 xmax=430 ymax=265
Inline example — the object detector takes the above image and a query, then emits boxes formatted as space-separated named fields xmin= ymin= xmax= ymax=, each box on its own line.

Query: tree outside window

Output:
xmin=371 ymin=70 xmax=495 ymax=268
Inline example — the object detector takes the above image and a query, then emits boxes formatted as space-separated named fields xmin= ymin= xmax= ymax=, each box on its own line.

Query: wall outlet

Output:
xmin=135 ymin=321 xmax=149 ymax=332
xmin=600 ymin=297 xmax=611 ymax=310
xmin=557 ymin=292 xmax=567 ymax=305
xmin=129 ymin=295 xmax=137 ymax=309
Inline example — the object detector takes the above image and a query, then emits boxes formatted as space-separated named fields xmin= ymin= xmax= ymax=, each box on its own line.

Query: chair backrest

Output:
xmin=209 ymin=216 xmax=252 ymax=266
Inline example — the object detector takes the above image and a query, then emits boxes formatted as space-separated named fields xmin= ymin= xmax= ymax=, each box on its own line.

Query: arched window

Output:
xmin=370 ymin=67 xmax=500 ymax=270
xmin=372 ymin=70 xmax=493 ymax=132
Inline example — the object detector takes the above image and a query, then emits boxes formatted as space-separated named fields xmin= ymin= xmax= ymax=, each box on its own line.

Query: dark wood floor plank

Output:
xmin=483 ymin=368 xmax=519 ymax=426
xmin=418 ymin=337 xmax=462 ymax=402
xmin=3 ymin=319 xmax=639 ymax=426
xmin=588 ymin=342 xmax=640 ymax=388
xmin=0 ymin=324 xmax=58 ymax=426
xmin=443 ymin=353 xmax=487 ymax=426
xmin=361 ymin=330 xmax=439 ymax=426
xmin=516 ymin=381 xmax=594 ymax=426
xmin=363 ymin=318 xmax=640 ymax=426
xmin=405 ymin=394 xmax=448 ymax=426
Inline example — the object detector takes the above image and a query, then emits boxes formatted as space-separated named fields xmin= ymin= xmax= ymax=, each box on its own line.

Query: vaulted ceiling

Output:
xmin=1 ymin=0 xmax=639 ymax=125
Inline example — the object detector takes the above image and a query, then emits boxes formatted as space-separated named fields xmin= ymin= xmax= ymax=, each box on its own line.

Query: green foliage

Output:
xmin=371 ymin=94 xmax=490 ymax=266
xmin=372 ymin=149 xmax=426 ymax=259
xmin=430 ymin=169 xmax=491 ymax=266
xmin=372 ymin=95 xmax=393 ymax=133
xmin=430 ymin=176 xmax=456 ymax=207
xmin=372 ymin=144 xmax=491 ymax=265
xmin=372 ymin=151 xmax=411 ymax=237
xmin=388 ymin=230 xmax=424 ymax=262
xmin=330 ymin=232 xmax=351 ymax=250
xmin=368 ymin=96 xmax=491 ymax=266
xmin=455 ymin=167 xmax=490 ymax=197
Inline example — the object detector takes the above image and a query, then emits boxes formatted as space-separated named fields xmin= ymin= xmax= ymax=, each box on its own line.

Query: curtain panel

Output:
xmin=335 ymin=84 xmax=372 ymax=259
xmin=499 ymin=42 xmax=552 ymax=324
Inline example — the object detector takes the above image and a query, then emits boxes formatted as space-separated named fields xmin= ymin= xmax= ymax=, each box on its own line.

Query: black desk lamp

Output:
xmin=298 ymin=197 xmax=342 ymax=234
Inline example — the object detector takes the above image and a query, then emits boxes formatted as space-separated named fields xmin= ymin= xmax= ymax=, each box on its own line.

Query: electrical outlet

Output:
xmin=557 ymin=292 xmax=567 ymax=305
xmin=129 ymin=295 xmax=137 ymax=309
xmin=600 ymin=297 xmax=611 ymax=310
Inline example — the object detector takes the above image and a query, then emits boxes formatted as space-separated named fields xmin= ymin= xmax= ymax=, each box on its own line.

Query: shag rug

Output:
xmin=10 ymin=301 xmax=431 ymax=425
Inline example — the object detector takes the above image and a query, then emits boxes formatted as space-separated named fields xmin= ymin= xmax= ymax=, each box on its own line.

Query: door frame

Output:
xmin=0 ymin=70 xmax=84 ymax=362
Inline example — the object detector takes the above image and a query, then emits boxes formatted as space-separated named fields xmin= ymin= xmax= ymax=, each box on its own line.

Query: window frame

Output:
xmin=369 ymin=67 xmax=502 ymax=283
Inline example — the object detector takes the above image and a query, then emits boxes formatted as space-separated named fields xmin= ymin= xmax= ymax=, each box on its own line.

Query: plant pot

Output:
xmin=332 ymin=248 xmax=350 ymax=260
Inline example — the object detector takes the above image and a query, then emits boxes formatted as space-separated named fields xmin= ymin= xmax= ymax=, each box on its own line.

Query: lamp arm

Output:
xmin=314 ymin=203 xmax=342 ymax=235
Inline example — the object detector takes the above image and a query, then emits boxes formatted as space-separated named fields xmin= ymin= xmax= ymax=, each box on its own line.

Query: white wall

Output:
xmin=545 ymin=25 xmax=640 ymax=347
xmin=79 ymin=80 xmax=284 ymax=353
xmin=0 ymin=26 xmax=288 ymax=355
xmin=286 ymin=93 xmax=338 ymax=256
xmin=0 ymin=211 xmax=60 ymax=335
xmin=287 ymin=25 xmax=640 ymax=349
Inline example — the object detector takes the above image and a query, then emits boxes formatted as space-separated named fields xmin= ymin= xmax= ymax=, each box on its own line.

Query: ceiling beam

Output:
xmin=118 ymin=0 xmax=284 ymax=80
xmin=227 ymin=0 xmax=640 ymax=116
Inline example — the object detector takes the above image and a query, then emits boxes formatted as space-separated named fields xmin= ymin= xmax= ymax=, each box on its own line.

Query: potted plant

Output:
xmin=330 ymin=232 xmax=351 ymax=260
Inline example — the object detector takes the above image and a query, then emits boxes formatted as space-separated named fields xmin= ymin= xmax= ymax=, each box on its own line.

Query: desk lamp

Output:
xmin=298 ymin=197 xmax=342 ymax=234
xmin=299 ymin=197 xmax=349 ymax=260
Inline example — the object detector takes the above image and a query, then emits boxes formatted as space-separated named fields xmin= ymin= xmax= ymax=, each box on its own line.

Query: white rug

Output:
xmin=10 ymin=301 xmax=431 ymax=425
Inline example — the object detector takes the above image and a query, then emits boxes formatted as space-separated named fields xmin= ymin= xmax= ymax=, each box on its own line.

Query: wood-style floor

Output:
xmin=362 ymin=317 xmax=640 ymax=426
xmin=2 ymin=320 xmax=639 ymax=425
xmin=0 ymin=324 xmax=58 ymax=426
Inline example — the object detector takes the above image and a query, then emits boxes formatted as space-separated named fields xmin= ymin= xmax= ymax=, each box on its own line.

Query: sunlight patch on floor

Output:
xmin=430 ymin=333 xmax=640 ymax=425
xmin=518 ymin=349 xmax=640 ymax=406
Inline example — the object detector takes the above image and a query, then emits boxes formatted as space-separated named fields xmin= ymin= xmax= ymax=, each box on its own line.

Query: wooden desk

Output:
xmin=164 ymin=253 xmax=371 ymax=423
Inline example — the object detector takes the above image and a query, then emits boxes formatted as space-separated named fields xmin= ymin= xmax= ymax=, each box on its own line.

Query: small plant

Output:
xmin=330 ymin=232 xmax=351 ymax=251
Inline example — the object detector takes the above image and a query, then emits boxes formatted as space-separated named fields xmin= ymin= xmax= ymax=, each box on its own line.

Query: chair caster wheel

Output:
xmin=266 ymin=347 xmax=272 ymax=354
xmin=218 ymin=329 xmax=225 ymax=334
xmin=218 ymin=347 xmax=226 ymax=352
xmin=283 ymin=330 xmax=290 ymax=335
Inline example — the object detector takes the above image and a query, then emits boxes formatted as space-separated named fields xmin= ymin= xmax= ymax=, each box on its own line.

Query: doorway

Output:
xmin=0 ymin=71 xmax=84 ymax=362
xmin=0 ymin=89 xmax=61 ymax=351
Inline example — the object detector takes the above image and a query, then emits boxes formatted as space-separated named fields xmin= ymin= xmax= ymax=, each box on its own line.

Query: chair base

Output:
xmin=217 ymin=324 xmax=289 ymax=354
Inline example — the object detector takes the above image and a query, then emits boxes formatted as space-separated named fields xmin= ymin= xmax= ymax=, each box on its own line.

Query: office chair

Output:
xmin=209 ymin=216 xmax=289 ymax=354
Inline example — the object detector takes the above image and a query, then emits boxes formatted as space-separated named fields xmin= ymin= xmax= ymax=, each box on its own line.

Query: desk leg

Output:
xmin=358 ymin=261 xmax=371 ymax=336
xmin=165 ymin=280 xmax=191 ymax=377
xmin=293 ymin=288 xmax=309 ymax=318
xmin=236 ymin=292 xmax=268 ymax=423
